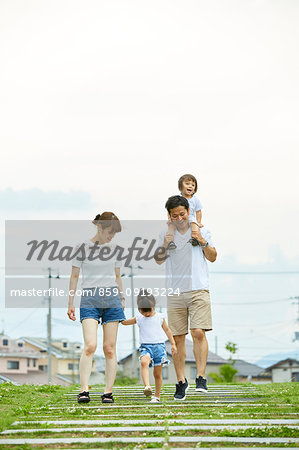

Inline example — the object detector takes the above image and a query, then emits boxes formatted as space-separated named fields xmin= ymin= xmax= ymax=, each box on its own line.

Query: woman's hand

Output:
xmin=67 ymin=305 xmax=76 ymax=321
xmin=121 ymin=297 xmax=125 ymax=311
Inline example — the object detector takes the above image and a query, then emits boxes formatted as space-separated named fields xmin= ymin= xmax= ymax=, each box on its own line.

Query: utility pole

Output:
xmin=130 ymin=265 xmax=137 ymax=378
xmin=291 ymin=296 xmax=299 ymax=342
xmin=129 ymin=266 xmax=137 ymax=378
xmin=46 ymin=268 xmax=60 ymax=384
xmin=47 ymin=267 xmax=52 ymax=384
xmin=127 ymin=265 xmax=143 ymax=379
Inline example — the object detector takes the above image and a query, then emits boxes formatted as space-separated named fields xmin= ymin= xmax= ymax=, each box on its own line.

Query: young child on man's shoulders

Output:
xmin=167 ymin=173 xmax=203 ymax=249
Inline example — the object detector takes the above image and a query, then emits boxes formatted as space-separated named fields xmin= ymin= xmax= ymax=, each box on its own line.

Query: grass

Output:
xmin=0 ymin=382 xmax=298 ymax=448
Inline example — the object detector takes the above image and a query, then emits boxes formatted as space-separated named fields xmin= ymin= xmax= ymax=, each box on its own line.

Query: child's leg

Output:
xmin=153 ymin=364 xmax=163 ymax=399
xmin=167 ymin=221 xmax=176 ymax=240
xmin=191 ymin=222 xmax=199 ymax=234
xmin=140 ymin=355 xmax=151 ymax=387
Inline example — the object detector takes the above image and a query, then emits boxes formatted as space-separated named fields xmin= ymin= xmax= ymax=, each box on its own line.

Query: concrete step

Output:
xmin=47 ymin=402 xmax=284 ymax=409
xmin=13 ymin=418 xmax=299 ymax=425
xmin=0 ymin=436 xmax=298 ymax=445
xmin=2 ymin=424 xmax=299 ymax=434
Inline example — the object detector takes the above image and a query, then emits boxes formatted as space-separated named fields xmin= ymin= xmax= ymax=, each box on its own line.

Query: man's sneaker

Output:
xmin=77 ymin=391 xmax=90 ymax=403
xmin=143 ymin=385 xmax=152 ymax=397
xmin=195 ymin=376 xmax=208 ymax=393
xmin=174 ymin=378 xmax=189 ymax=401
xmin=189 ymin=238 xmax=200 ymax=246
xmin=167 ymin=241 xmax=177 ymax=250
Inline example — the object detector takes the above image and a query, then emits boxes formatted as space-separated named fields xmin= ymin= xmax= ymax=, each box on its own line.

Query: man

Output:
xmin=154 ymin=195 xmax=217 ymax=400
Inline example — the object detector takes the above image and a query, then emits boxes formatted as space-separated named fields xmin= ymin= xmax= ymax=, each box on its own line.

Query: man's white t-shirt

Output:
xmin=158 ymin=226 xmax=213 ymax=293
xmin=136 ymin=312 xmax=166 ymax=344
xmin=71 ymin=241 xmax=121 ymax=288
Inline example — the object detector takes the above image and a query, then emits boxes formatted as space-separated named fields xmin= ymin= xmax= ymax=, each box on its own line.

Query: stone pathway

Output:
xmin=1 ymin=384 xmax=298 ymax=448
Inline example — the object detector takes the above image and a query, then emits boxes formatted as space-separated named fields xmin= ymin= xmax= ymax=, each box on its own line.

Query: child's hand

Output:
xmin=191 ymin=229 xmax=200 ymax=240
xmin=171 ymin=344 xmax=177 ymax=355
xmin=191 ymin=228 xmax=206 ymax=245
xmin=164 ymin=233 xmax=174 ymax=246
xmin=198 ymin=223 xmax=203 ymax=228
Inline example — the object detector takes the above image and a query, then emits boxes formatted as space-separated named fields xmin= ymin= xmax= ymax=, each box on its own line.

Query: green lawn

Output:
xmin=0 ymin=382 xmax=298 ymax=448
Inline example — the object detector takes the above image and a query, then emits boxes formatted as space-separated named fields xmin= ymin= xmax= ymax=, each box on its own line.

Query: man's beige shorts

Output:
xmin=167 ymin=290 xmax=212 ymax=336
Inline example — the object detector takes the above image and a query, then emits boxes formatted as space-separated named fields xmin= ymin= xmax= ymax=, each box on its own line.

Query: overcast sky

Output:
xmin=0 ymin=0 xmax=298 ymax=363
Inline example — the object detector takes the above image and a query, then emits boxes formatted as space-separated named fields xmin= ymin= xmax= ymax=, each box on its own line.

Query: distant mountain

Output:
xmin=255 ymin=350 xmax=299 ymax=368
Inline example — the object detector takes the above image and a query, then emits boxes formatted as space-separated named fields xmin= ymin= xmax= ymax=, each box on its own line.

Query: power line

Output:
xmin=1 ymin=267 xmax=299 ymax=274
xmin=210 ymin=271 xmax=299 ymax=274
xmin=213 ymin=297 xmax=292 ymax=305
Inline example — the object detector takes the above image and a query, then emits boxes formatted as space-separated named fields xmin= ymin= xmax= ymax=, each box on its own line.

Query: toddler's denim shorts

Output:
xmin=80 ymin=287 xmax=126 ymax=325
xmin=138 ymin=343 xmax=169 ymax=367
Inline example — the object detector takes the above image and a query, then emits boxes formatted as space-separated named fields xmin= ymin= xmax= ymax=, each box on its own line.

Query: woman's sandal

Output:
xmin=101 ymin=392 xmax=114 ymax=404
xmin=77 ymin=391 xmax=90 ymax=403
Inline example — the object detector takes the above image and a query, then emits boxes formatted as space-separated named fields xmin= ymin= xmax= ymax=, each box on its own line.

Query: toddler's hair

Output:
xmin=178 ymin=174 xmax=198 ymax=193
xmin=92 ymin=212 xmax=121 ymax=233
xmin=137 ymin=289 xmax=156 ymax=312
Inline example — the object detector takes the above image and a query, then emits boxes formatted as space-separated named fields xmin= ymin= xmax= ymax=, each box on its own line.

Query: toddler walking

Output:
xmin=122 ymin=289 xmax=177 ymax=403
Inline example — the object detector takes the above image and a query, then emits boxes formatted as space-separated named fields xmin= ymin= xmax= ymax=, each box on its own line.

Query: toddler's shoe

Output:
xmin=150 ymin=396 xmax=161 ymax=403
xmin=167 ymin=241 xmax=177 ymax=250
xmin=189 ymin=238 xmax=200 ymax=246
xmin=143 ymin=385 xmax=152 ymax=397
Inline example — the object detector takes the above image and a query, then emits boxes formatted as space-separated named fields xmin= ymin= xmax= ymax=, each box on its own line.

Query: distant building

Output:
xmin=0 ymin=334 xmax=105 ymax=385
xmin=119 ymin=339 xmax=227 ymax=384
xmin=265 ymin=358 xmax=299 ymax=382
xmin=233 ymin=359 xmax=271 ymax=384
xmin=0 ymin=334 xmax=51 ymax=384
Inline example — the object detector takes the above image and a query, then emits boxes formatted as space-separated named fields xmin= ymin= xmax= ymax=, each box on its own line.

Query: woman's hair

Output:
xmin=178 ymin=173 xmax=198 ymax=193
xmin=137 ymin=289 xmax=156 ymax=312
xmin=92 ymin=212 xmax=121 ymax=233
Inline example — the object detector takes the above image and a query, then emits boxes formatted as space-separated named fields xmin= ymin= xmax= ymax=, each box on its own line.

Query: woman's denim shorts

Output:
xmin=80 ymin=287 xmax=126 ymax=325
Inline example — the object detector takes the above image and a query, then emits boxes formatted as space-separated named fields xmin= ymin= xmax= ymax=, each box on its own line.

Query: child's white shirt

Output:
xmin=136 ymin=312 xmax=166 ymax=344
xmin=187 ymin=195 xmax=203 ymax=216
xmin=180 ymin=194 xmax=202 ymax=224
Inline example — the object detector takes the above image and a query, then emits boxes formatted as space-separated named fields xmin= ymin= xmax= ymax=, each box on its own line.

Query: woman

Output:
xmin=67 ymin=212 xmax=125 ymax=404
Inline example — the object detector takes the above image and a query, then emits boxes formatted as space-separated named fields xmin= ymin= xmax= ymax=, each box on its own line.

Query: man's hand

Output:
xmin=171 ymin=343 xmax=177 ymax=355
xmin=67 ymin=306 xmax=76 ymax=321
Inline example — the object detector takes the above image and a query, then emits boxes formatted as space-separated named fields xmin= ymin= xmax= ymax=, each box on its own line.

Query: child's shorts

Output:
xmin=138 ymin=343 xmax=169 ymax=367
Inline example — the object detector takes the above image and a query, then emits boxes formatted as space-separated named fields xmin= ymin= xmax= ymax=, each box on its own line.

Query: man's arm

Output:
xmin=192 ymin=228 xmax=217 ymax=263
xmin=154 ymin=234 xmax=171 ymax=265
xmin=162 ymin=318 xmax=177 ymax=355
xmin=203 ymin=245 xmax=217 ymax=263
